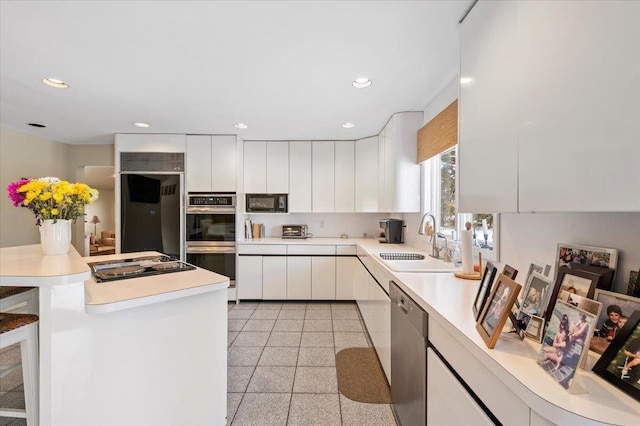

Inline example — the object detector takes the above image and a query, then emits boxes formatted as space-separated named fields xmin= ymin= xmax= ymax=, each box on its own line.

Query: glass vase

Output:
xmin=39 ymin=219 xmax=72 ymax=255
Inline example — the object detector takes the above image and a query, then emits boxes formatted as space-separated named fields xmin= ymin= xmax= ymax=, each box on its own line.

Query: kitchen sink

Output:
xmin=377 ymin=251 xmax=457 ymax=273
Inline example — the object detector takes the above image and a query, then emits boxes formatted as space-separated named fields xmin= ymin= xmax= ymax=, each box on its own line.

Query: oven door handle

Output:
xmin=186 ymin=207 xmax=236 ymax=214
xmin=186 ymin=246 xmax=236 ymax=254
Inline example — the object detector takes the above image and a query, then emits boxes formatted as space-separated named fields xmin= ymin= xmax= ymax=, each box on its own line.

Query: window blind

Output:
xmin=417 ymin=99 xmax=458 ymax=163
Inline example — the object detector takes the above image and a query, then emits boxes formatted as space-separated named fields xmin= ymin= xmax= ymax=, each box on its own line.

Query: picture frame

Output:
xmin=502 ymin=264 xmax=518 ymax=281
xmin=524 ymin=315 xmax=545 ymax=343
xmin=473 ymin=261 xmax=498 ymax=320
xmin=566 ymin=263 xmax=615 ymax=292
xmin=517 ymin=272 xmax=554 ymax=322
xmin=526 ymin=260 xmax=552 ymax=283
xmin=546 ymin=266 xmax=600 ymax=322
xmin=590 ymin=289 xmax=640 ymax=354
xmin=592 ymin=310 xmax=640 ymax=402
xmin=629 ymin=269 xmax=639 ymax=297
xmin=537 ymin=300 xmax=598 ymax=390
xmin=476 ymin=273 xmax=522 ymax=349
xmin=555 ymin=243 xmax=618 ymax=278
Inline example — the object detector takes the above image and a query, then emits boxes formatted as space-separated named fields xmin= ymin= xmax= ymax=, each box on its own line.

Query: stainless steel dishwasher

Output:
xmin=390 ymin=281 xmax=428 ymax=426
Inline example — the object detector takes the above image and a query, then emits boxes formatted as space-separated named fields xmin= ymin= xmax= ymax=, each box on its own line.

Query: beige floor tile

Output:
xmin=292 ymin=366 xmax=338 ymax=393
xmin=339 ymin=394 xmax=397 ymax=425
xmin=288 ymin=393 xmax=341 ymax=426
xmin=232 ymin=302 xmax=260 ymax=310
xmin=247 ymin=366 xmax=295 ymax=393
xmin=258 ymin=302 xmax=283 ymax=310
xmin=242 ymin=319 xmax=275 ymax=332
xmin=334 ymin=332 xmax=368 ymax=348
xmin=306 ymin=302 xmax=332 ymax=310
xmin=300 ymin=332 xmax=334 ymax=347
xmin=266 ymin=332 xmax=302 ymax=347
xmin=227 ymin=366 xmax=255 ymax=393
xmin=258 ymin=347 xmax=299 ymax=366
xmin=297 ymin=347 xmax=336 ymax=367
xmin=250 ymin=309 xmax=280 ymax=320
xmin=272 ymin=319 xmax=304 ymax=332
xmin=228 ymin=319 xmax=248 ymax=332
xmin=277 ymin=310 xmax=305 ymax=320
xmin=281 ymin=302 xmax=307 ymax=310
xmin=331 ymin=302 xmax=357 ymax=310
xmin=232 ymin=393 xmax=291 ymax=426
xmin=331 ymin=309 xmax=359 ymax=320
xmin=228 ymin=331 xmax=239 ymax=347
xmin=303 ymin=319 xmax=333 ymax=332
xmin=231 ymin=332 xmax=270 ymax=347
xmin=332 ymin=319 xmax=363 ymax=332
xmin=228 ymin=309 xmax=254 ymax=320
xmin=228 ymin=346 xmax=263 ymax=366
xmin=304 ymin=309 xmax=332 ymax=320
xmin=227 ymin=393 xmax=243 ymax=425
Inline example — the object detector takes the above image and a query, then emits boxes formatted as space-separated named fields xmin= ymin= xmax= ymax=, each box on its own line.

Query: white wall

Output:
xmin=241 ymin=213 xmax=395 ymax=241
xmin=84 ymin=189 xmax=115 ymax=238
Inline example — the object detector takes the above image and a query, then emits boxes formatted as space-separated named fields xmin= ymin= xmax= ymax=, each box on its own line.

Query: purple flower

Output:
xmin=7 ymin=179 xmax=30 ymax=207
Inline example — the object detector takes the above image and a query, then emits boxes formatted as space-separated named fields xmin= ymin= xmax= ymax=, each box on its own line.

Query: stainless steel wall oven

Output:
xmin=185 ymin=193 xmax=236 ymax=286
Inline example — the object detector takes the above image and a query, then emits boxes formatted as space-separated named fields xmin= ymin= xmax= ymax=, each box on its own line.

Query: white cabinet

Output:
xmin=262 ymin=257 xmax=287 ymax=300
xmin=334 ymin=141 xmax=355 ymax=212
xmin=355 ymin=136 xmax=379 ymax=212
xmin=312 ymin=141 xmax=335 ymax=212
xmin=459 ymin=1 xmax=640 ymax=213
xmin=237 ymin=256 xmax=262 ymax=299
xmin=186 ymin=135 xmax=236 ymax=192
xmin=427 ymin=348 xmax=494 ymax=425
xmin=243 ymin=141 xmax=289 ymax=193
xmin=336 ymin=256 xmax=355 ymax=300
xmin=311 ymin=257 xmax=336 ymax=299
xmin=459 ymin=0 xmax=519 ymax=213
xmin=287 ymin=256 xmax=312 ymax=299
xmin=115 ymin=134 xmax=186 ymax=154
xmin=289 ymin=141 xmax=312 ymax=212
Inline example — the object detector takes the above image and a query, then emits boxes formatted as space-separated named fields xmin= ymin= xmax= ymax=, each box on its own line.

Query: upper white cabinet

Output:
xmin=115 ymin=134 xmax=186 ymax=155
xmin=355 ymin=136 xmax=380 ymax=212
xmin=186 ymin=135 xmax=236 ymax=192
xmin=381 ymin=112 xmax=422 ymax=213
xmin=334 ymin=141 xmax=355 ymax=212
xmin=459 ymin=1 xmax=640 ymax=213
xmin=312 ymin=141 xmax=335 ymax=212
xmin=244 ymin=141 xmax=289 ymax=193
xmin=289 ymin=141 xmax=312 ymax=212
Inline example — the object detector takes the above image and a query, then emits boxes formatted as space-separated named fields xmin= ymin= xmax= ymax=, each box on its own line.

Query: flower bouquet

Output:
xmin=7 ymin=177 xmax=99 ymax=254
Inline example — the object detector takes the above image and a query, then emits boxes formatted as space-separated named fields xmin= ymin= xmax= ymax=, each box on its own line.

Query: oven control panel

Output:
xmin=187 ymin=194 xmax=236 ymax=207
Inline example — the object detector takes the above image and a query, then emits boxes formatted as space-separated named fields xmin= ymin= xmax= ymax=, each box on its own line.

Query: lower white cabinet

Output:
xmin=262 ymin=257 xmax=287 ymax=300
xmin=287 ymin=256 xmax=312 ymax=300
xmin=312 ymin=257 xmax=336 ymax=299
xmin=427 ymin=348 xmax=494 ymax=425
xmin=237 ymin=256 xmax=262 ymax=299
xmin=336 ymin=257 xmax=355 ymax=300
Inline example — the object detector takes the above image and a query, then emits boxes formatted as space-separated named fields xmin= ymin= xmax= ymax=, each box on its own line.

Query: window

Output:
xmin=422 ymin=145 xmax=498 ymax=259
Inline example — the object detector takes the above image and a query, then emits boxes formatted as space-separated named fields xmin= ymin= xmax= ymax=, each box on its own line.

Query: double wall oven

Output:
xmin=185 ymin=193 xmax=236 ymax=287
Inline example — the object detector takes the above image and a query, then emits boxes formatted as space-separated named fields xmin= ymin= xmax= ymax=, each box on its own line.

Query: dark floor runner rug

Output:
xmin=336 ymin=347 xmax=392 ymax=404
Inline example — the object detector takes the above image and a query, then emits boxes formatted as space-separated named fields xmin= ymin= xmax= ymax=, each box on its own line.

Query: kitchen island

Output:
xmin=0 ymin=245 xmax=229 ymax=426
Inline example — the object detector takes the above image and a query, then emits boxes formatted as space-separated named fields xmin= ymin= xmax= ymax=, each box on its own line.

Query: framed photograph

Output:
xmin=502 ymin=264 xmax=518 ymax=281
xmin=567 ymin=263 xmax=615 ymax=292
xmin=546 ymin=266 xmax=600 ymax=322
xmin=476 ymin=273 xmax=522 ymax=349
xmin=555 ymin=243 xmax=618 ymax=276
xmin=537 ymin=300 xmax=598 ymax=389
xmin=590 ymin=290 xmax=640 ymax=354
xmin=524 ymin=315 xmax=545 ymax=343
xmin=473 ymin=261 xmax=498 ymax=320
xmin=592 ymin=310 xmax=640 ymax=402
xmin=517 ymin=272 xmax=554 ymax=322
xmin=629 ymin=269 xmax=639 ymax=297
xmin=526 ymin=261 xmax=552 ymax=283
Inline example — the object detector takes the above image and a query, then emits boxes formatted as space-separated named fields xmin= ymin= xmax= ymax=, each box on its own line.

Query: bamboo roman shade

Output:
xmin=417 ymin=99 xmax=458 ymax=163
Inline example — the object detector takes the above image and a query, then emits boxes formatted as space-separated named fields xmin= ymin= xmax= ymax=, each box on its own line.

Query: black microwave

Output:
xmin=246 ymin=193 xmax=288 ymax=213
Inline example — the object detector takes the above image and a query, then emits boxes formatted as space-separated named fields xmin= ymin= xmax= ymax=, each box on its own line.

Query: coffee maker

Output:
xmin=379 ymin=218 xmax=404 ymax=244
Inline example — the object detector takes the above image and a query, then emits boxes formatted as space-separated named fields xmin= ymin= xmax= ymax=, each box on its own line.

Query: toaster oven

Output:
xmin=282 ymin=225 xmax=308 ymax=239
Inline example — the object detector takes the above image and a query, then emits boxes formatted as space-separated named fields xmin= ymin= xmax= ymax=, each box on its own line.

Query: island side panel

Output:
xmin=46 ymin=284 xmax=227 ymax=426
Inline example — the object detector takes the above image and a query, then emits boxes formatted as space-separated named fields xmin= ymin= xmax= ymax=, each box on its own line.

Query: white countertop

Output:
xmin=355 ymin=239 xmax=640 ymax=425
xmin=83 ymin=251 xmax=229 ymax=313
xmin=238 ymin=237 xmax=364 ymax=245
xmin=0 ymin=244 xmax=91 ymax=286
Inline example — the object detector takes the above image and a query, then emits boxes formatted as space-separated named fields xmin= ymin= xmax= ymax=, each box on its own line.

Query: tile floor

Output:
xmin=226 ymin=301 xmax=397 ymax=426
xmin=0 ymin=343 xmax=26 ymax=426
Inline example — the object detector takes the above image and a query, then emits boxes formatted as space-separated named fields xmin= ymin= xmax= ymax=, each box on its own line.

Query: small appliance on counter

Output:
xmin=282 ymin=224 xmax=308 ymax=239
xmin=88 ymin=255 xmax=196 ymax=283
xmin=379 ymin=218 xmax=404 ymax=244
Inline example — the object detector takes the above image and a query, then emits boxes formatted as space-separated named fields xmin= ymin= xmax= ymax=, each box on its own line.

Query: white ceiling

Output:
xmin=0 ymin=0 xmax=472 ymax=145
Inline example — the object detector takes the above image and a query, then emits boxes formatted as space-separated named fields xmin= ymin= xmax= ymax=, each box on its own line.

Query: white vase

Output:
xmin=39 ymin=219 xmax=72 ymax=255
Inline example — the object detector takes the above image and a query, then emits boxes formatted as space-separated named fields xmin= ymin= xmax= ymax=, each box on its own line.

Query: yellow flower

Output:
xmin=39 ymin=192 xmax=52 ymax=201
xmin=51 ymin=208 xmax=59 ymax=215
xmin=53 ymin=193 xmax=64 ymax=202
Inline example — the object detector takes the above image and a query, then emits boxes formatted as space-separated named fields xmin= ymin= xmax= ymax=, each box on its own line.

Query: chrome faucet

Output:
xmin=432 ymin=232 xmax=448 ymax=260
xmin=418 ymin=212 xmax=442 ymax=258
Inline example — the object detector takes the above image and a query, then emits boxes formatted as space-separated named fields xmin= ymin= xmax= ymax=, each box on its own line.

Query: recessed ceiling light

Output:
xmin=42 ymin=78 xmax=69 ymax=89
xmin=460 ymin=77 xmax=473 ymax=85
xmin=342 ymin=123 xmax=355 ymax=129
xmin=133 ymin=122 xmax=150 ymax=128
xmin=234 ymin=123 xmax=248 ymax=129
xmin=352 ymin=78 xmax=372 ymax=88
xmin=28 ymin=122 xmax=46 ymax=128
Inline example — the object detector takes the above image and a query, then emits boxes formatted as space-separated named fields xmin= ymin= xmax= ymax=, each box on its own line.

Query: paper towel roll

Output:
xmin=461 ymin=229 xmax=473 ymax=274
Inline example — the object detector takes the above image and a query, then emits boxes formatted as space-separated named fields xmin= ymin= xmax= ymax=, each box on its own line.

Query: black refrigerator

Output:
xmin=120 ymin=173 xmax=182 ymax=259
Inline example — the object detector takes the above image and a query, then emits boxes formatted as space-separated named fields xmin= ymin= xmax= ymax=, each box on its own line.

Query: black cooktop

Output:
xmin=88 ymin=255 xmax=196 ymax=283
